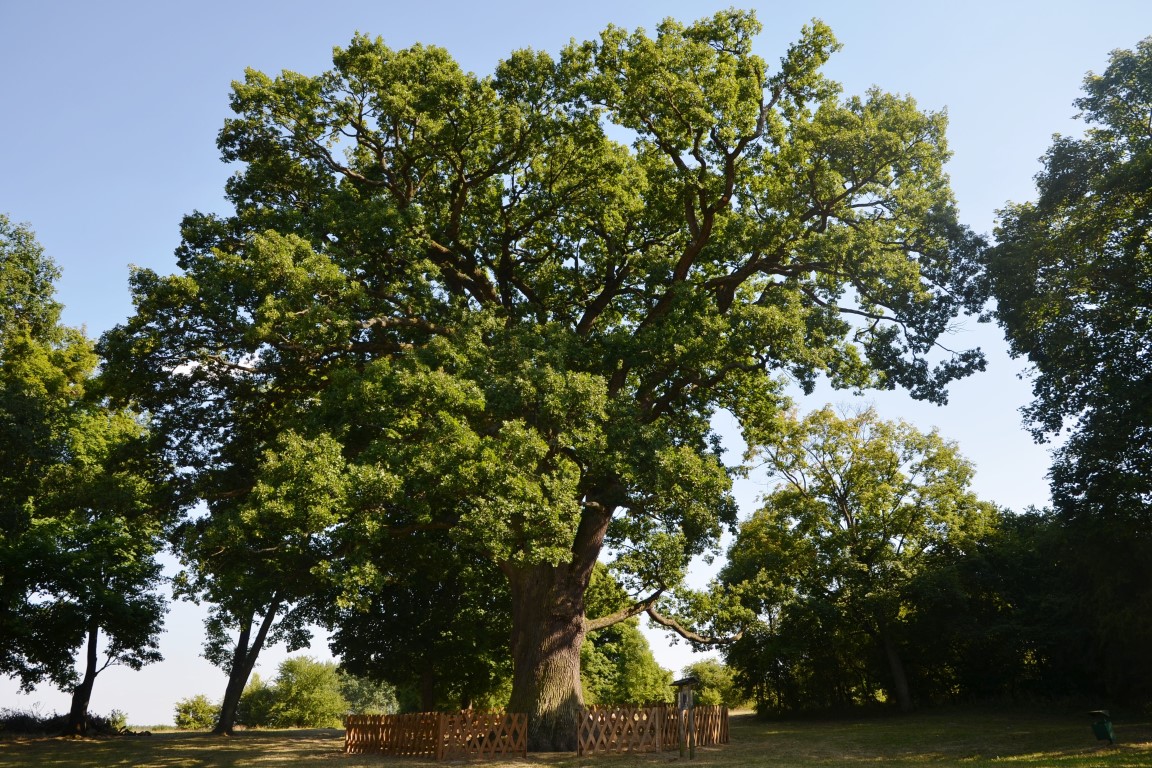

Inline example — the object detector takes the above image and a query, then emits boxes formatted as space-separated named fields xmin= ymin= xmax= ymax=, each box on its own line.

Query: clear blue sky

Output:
xmin=2 ymin=0 xmax=1149 ymax=726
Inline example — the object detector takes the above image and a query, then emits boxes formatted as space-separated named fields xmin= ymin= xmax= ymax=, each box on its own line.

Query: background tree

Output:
xmin=581 ymin=564 xmax=672 ymax=706
xmin=100 ymin=10 xmax=986 ymax=749
xmin=681 ymin=659 xmax=747 ymax=709
xmin=43 ymin=406 xmax=167 ymax=736
xmin=236 ymin=673 xmax=276 ymax=728
xmin=338 ymin=670 xmax=398 ymax=715
xmin=721 ymin=407 xmax=998 ymax=712
xmin=987 ymin=36 xmax=1152 ymax=703
xmin=173 ymin=431 xmax=347 ymax=735
xmin=233 ymin=656 xmax=355 ymax=728
xmin=0 ymin=213 xmax=91 ymax=688
xmin=0 ymin=215 xmax=167 ymax=736
xmin=898 ymin=508 xmax=1093 ymax=703
xmin=327 ymin=528 xmax=512 ymax=712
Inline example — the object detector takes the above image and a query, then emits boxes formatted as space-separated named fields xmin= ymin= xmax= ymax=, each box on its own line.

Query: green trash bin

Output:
xmin=1089 ymin=710 xmax=1114 ymax=745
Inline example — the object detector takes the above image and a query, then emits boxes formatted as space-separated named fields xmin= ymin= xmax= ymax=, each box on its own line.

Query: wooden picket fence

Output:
xmin=344 ymin=711 xmax=528 ymax=759
xmin=577 ymin=704 xmax=728 ymax=756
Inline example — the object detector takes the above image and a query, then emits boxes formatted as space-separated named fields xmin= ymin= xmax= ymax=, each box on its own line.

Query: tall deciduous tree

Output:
xmin=989 ymin=36 xmax=1152 ymax=510
xmin=0 ymin=213 xmax=84 ymax=687
xmin=0 ymin=215 xmax=167 ymax=735
xmin=174 ymin=431 xmax=347 ymax=735
xmin=43 ymin=406 xmax=167 ymax=736
xmin=721 ymin=407 xmax=997 ymax=712
xmin=987 ymin=37 xmax=1152 ymax=702
xmin=100 ymin=11 xmax=985 ymax=749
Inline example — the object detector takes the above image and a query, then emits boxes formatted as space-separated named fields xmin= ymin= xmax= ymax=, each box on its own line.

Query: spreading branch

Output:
xmin=584 ymin=588 xmax=664 ymax=632
xmin=645 ymin=605 xmax=743 ymax=646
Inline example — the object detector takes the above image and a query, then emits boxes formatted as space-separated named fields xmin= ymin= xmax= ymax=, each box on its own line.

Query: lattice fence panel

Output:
xmin=578 ymin=705 xmax=729 ymax=756
xmin=441 ymin=711 xmax=528 ymax=759
xmin=578 ymin=706 xmax=665 ymax=755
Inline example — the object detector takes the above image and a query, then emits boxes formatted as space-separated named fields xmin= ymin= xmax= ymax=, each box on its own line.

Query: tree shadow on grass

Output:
xmin=0 ymin=728 xmax=363 ymax=768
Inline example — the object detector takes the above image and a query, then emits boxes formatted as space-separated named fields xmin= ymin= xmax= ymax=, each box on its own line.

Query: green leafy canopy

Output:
xmin=97 ymin=10 xmax=988 ymax=737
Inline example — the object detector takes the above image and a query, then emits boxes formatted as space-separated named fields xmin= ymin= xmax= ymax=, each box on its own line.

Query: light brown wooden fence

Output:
xmin=577 ymin=705 xmax=728 ymax=756
xmin=345 ymin=711 xmax=528 ymax=759
xmin=578 ymin=705 xmax=667 ymax=754
xmin=689 ymin=704 xmax=729 ymax=746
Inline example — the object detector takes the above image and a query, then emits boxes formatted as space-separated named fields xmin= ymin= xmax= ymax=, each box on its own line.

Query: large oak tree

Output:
xmin=101 ymin=11 xmax=985 ymax=749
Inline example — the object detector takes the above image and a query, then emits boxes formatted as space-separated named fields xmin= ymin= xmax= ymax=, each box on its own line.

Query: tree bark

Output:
xmin=503 ymin=497 xmax=617 ymax=751
xmin=881 ymin=632 xmax=914 ymax=713
xmin=419 ymin=669 xmax=437 ymax=712
xmin=212 ymin=598 xmax=281 ymax=735
xmin=505 ymin=561 xmax=589 ymax=752
xmin=65 ymin=620 xmax=100 ymax=736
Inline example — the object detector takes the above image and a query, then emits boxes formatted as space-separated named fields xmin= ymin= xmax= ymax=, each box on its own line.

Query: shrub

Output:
xmin=106 ymin=709 xmax=128 ymax=733
xmin=0 ymin=707 xmax=55 ymax=735
xmin=237 ymin=674 xmax=276 ymax=727
xmin=267 ymin=656 xmax=347 ymax=728
xmin=339 ymin=671 xmax=398 ymax=715
xmin=0 ymin=707 xmax=126 ymax=735
xmin=174 ymin=695 xmax=219 ymax=730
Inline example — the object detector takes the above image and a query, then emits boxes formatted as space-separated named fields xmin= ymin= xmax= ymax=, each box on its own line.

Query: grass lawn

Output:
xmin=0 ymin=708 xmax=1148 ymax=767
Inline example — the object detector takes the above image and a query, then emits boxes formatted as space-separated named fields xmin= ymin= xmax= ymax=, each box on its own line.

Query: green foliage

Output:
xmin=266 ymin=656 xmax=348 ymax=728
xmin=988 ymin=37 xmax=1152 ymax=513
xmin=990 ymin=37 xmax=1152 ymax=445
xmin=236 ymin=674 xmax=276 ymax=728
xmin=682 ymin=659 xmax=746 ymax=708
xmin=721 ymin=406 xmax=999 ymax=713
xmin=173 ymin=695 xmax=220 ymax=730
xmin=98 ymin=9 xmax=987 ymax=733
xmin=581 ymin=565 xmax=673 ymax=705
xmin=106 ymin=710 xmax=128 ymax=733
xmin=0 ymin=213 xmax=62 ymax=351
xmin=581 ymin=622 xmax=673 ymax=706
xmin=238 ymin=657 xmax=350 ymax=728
xmin=338 ymin=671 xmax=398 ymax=715
xmin=0 ymin=214 xmax=168 ymax=728
xmin=987 ymin=35 xmax=1152 ymax=705
xmin=327 ymin=530 xmax=512 ymax=712
xmin=898 ymin=508 xmax=1095 ymax=702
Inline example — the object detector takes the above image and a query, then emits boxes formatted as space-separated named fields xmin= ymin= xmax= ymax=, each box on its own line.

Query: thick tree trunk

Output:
xmin=504 ymin=500 xmax=612 ymax=751
xmin=212 ymin=598 xmax=281 ymax=735
xmin=881 ymin=632 xmax=913 ymax=713
xmin=506 ymin=562 xmax=588 ymax=752
xmin=65 ymin=621 xmax=100 ymax=736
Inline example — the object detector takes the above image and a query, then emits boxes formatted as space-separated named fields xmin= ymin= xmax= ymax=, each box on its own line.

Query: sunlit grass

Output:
xmin=0 ymin=708 xmax=1147 ymax=767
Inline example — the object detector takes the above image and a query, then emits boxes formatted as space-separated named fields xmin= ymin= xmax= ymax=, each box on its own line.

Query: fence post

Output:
xmin=655 ymin=705 xmax=663 ymax=752
xmin=689 ymin=705 xmax=696 ymax=759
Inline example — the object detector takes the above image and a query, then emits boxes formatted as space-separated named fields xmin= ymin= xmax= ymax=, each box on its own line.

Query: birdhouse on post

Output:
xmin=672 ymin=676 xmax=699 ymax=759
